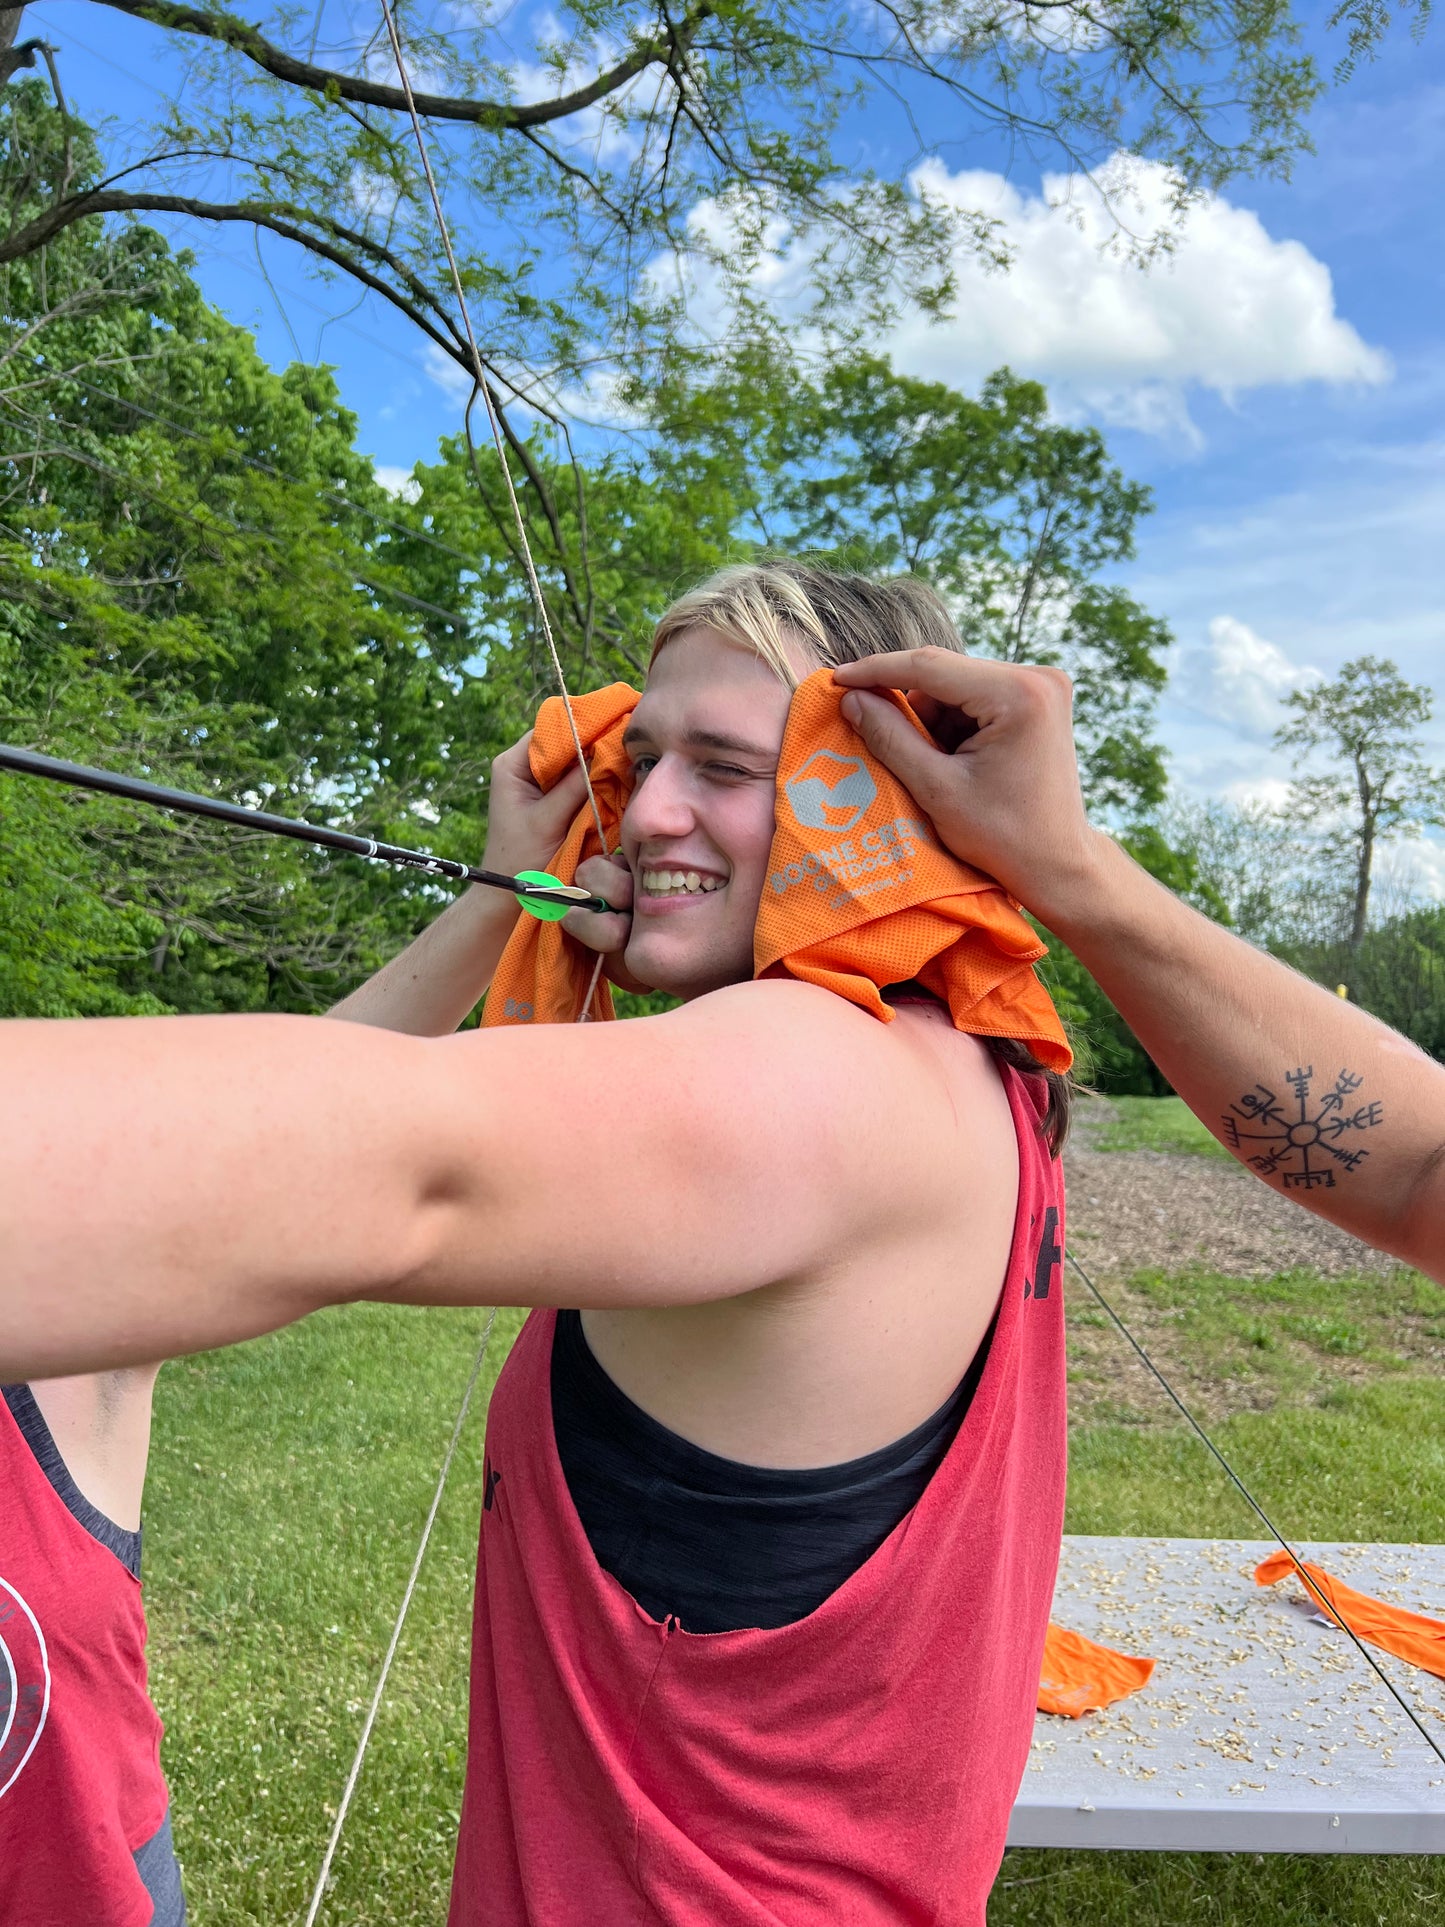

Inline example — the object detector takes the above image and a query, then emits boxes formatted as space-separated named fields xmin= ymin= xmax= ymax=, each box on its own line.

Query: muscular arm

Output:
xmin=0 ymin=985 xmax=942 ymax=1379
xmin=836 ymin=652 xmax=1445 ymax=1280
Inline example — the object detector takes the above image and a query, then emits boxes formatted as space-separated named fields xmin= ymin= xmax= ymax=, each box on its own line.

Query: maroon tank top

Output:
xmin=0 ymin=1387 xmax=171 ymax=1926
xmin=449 ymin=1061 xmax=1067 ymax=1926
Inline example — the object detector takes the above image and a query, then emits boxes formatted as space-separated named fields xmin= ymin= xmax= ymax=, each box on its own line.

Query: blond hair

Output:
xmin=650 ymin=559 xmax=964 ymax=685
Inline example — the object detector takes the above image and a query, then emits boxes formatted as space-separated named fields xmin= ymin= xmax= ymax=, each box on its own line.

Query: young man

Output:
xmin=4 ymin=568 xmax=1441 ymax=1920
xmin=4 ymin=565 xmax=1067 ymax=1924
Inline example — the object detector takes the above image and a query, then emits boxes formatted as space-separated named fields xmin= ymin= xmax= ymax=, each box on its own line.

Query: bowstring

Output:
xmin=375 ymin=0 xmax=607 ymax=855
xmin=305 ymin=15 xmax=616 ymax=1914
xmin=1066 ymin=1248 xmax=1445 ymax=1769
xmin=302 ymin=1309 xmax=498 ymax=1926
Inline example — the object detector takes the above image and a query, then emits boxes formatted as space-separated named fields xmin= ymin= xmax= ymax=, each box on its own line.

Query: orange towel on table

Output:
xmin=1255 ymin=1550 xmax=1445 ymax=1681
xmin=1037 ymin=1622 xmax=1156 ymax=1718
xmin=483 ymin=669 xmax=1071 ymax=1069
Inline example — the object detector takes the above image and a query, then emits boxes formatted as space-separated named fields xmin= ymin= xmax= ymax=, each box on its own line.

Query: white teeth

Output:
xmin=685 ymin=872 xmax=700 ymax=890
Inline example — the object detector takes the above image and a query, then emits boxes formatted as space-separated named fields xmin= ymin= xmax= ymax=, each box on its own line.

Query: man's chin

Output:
xmin=622 ymin=934 xmax=752 ymax=1003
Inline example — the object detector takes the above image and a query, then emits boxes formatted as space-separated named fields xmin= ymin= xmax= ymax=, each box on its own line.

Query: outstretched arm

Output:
xmin=0 ymin=984 xmax=942 ymax=1379
xmin=836 ymin=651 xmax=1445 ymax=1281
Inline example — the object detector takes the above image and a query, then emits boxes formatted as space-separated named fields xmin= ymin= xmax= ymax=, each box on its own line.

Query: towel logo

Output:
xmin=784 ymin=752 xmax=876 ymax=835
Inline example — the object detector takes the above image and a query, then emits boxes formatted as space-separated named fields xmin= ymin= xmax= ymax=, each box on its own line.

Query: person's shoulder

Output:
xmin=661 ymin=978 xmax=892 ymax=1057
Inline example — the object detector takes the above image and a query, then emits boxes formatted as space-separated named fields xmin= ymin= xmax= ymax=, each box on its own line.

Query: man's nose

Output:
xmin=625 ymin=756 xmax=695 ymax=840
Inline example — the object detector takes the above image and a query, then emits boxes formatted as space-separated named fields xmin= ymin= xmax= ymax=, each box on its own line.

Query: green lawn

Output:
xmin=1090 ymin=1093 xmax=1234 ymax=1160
xmin=144 ymin=1274 xmax=1445 ymax=1925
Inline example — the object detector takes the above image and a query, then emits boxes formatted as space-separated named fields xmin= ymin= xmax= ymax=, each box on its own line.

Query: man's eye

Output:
xmin=706 ymin=763 xmax=755 ymax=781
xmin=631 ymin=755 xmax=658 ymax=778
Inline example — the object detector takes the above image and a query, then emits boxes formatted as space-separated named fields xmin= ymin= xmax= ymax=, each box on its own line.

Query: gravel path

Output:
xmin=1064 ymin=1100 xmax=1403 ymax=1280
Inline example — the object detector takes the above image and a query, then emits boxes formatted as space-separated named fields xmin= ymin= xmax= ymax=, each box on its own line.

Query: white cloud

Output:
xmin=1220 ymin=775 xmax=1295 ymax=813
xmin=1172 ymin=615 xmax=1320 ymax=739
xmin=897 ymin=157 xmax=1389 ymax=408
xmin=421 ymin=340 xmax=474 ymax=402
xmin=374 ymin=463 xmax=421 ymax=502
xmin=1387 ymin=838 xmax=1445 ymax=904
xmin=664 ymin=155 xmax=1389 ymax=439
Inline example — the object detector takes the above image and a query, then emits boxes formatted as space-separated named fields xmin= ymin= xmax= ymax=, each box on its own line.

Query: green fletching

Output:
xmin=516 ymin=870 xmax=573 ymax=921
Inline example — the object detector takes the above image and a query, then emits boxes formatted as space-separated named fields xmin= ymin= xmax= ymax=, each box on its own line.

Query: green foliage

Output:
xmin=0 ymin=87 xmax=500 ymax=1015
xmin=1281 ymin=904 xmax=1445 ymax=1062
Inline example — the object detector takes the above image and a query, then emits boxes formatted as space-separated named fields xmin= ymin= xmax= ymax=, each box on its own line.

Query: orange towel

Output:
xmin=1037 ymin=1622 xmax=1156 ymax=1718
xmin=483 ymin=670 xmax=1070 ymax=1070
xmin=1255 ymin=1550 xmax=1445 ymax=1681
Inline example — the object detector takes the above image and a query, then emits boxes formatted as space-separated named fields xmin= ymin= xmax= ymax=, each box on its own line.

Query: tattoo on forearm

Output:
xmin=1221 ymin=1066 xmax=1383 ymax=1189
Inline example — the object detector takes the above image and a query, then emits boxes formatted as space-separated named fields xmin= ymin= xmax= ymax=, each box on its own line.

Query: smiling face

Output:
xmin=619 ymin=626 xmax=808 ymax=1000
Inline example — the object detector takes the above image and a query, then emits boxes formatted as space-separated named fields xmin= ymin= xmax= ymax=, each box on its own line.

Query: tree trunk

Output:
xmin=1351 ymin=752 xmax=1375 ymax=948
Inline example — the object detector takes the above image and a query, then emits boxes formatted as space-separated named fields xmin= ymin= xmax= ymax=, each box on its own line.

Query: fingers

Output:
xmin=839 ymin=688 xmax=957 ymax=819
xmin=562 ymin=851 xmax=633 ymax=955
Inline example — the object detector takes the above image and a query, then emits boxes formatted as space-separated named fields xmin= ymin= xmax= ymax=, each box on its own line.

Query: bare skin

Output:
xmin=835 ymin=649 xmax=1445 ymax=1281
xmin=1 ymin=633 xmax=1020 ymax=1467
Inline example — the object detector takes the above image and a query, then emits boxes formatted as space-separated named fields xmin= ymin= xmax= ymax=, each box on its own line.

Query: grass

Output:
xmin=143 ymin=1273 xmax=1445 ymax=1925
xmin=1090 ymin=1093 xmax=1235 ymax=1160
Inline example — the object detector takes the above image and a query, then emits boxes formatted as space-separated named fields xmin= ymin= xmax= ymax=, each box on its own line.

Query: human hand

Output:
xmin=561 ymin=853 xmax=650 ymax=993
xmin=481 ymin=733 xmax=591 ymax=882
xmin=833 ymin=650 xmax=1106 ymax=926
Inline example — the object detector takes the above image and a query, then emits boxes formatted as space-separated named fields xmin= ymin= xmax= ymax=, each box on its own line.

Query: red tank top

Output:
xmin=0 ymin=1389 xmax=168 ymax=1927
xmin=449 ymin=1063 xmax=1067 ymax=1926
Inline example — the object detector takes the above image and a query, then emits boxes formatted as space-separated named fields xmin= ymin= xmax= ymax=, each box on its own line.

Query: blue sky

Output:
xmin=27 ymin=4 xmax=1445 ymax=894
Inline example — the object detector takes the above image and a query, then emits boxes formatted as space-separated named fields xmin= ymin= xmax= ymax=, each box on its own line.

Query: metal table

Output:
xmin=1008 ymin=1536 xmax=1445 ymax=1852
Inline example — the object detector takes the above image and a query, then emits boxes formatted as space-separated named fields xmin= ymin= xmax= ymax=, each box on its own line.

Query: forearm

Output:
xmin=329 ymin=887 xmax=519 ymax=1034
xmin=1046 ymin=834 xmax=1445 ymax=1278
xmin=0 ymin=1015 xmax=436 ymax=1378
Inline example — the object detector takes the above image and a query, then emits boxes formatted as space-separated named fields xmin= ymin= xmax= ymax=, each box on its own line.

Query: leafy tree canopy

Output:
xmin=0 ymin=0 xmax=1397 ymax=448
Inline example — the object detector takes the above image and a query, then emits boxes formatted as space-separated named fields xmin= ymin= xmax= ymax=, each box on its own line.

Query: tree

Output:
xmin=0 ymin=85 xmax=502 ymax=1016
xmin=1275 ymin=656 xmax=1445 ymax=948
xmin=0 ymin=0 xmax=1358 ymax=445
xmin=632 ymin=347 xmax=1172 ymax=812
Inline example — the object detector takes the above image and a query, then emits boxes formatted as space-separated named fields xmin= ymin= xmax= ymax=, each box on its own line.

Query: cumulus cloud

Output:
xmin=661 ymin=155 xmax=1388 ymax=438
xmin=1172 ymin=615 xmax=1320 ymax=739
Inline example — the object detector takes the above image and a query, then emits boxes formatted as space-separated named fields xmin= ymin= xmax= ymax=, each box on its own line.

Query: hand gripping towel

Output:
xmin=482 ymin=670 xmax=1072 ymax=1070
xmin=1256 ymin=1550 xmax=1445 ymax=1681
xmin=1036 ymin=1622 xmax=1156 ymax=1718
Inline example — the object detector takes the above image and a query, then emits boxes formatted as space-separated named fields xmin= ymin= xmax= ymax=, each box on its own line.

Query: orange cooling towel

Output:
xmin=1255 ymin=1551 xmax=1445 ymax=1681
xmin=483 ymin=670 xmax=1071 ymax=1069
xmin=1036 ymin=1623 xmax=1156 ymax=1718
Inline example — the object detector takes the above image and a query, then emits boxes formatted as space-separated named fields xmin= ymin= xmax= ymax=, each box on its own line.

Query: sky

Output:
xmin=24 ymin=3 xmax=1445 ymax=897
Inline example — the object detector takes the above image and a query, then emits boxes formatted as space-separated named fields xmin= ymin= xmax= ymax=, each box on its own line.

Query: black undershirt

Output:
xmin=551 ymin=1310 xmax=991 ymax=1635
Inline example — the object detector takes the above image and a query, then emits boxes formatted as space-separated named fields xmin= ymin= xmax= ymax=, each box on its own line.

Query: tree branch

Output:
xmin=87 ymin=0 xmax=711 ymax=129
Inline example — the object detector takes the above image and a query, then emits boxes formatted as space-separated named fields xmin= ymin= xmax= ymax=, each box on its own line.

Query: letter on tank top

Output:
xmin=0 ymin=1389 xmax=172 ymax=1927
xmin=449 ymin=1062 xmax=1068 ymax=1926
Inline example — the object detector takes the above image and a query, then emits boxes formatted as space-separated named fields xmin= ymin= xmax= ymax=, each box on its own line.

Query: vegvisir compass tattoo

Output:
xmin=1221 ymin=1066 xmax=1383 ymax=1189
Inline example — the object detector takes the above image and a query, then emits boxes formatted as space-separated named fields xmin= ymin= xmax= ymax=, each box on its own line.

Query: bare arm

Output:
xmin=0 ymin=985 xmax=943 ymax=1379
xmin=329 ymin=738 xmax=590 ymax=1035
xmin=836 ymin=652 xmax=1445 ymax=1280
